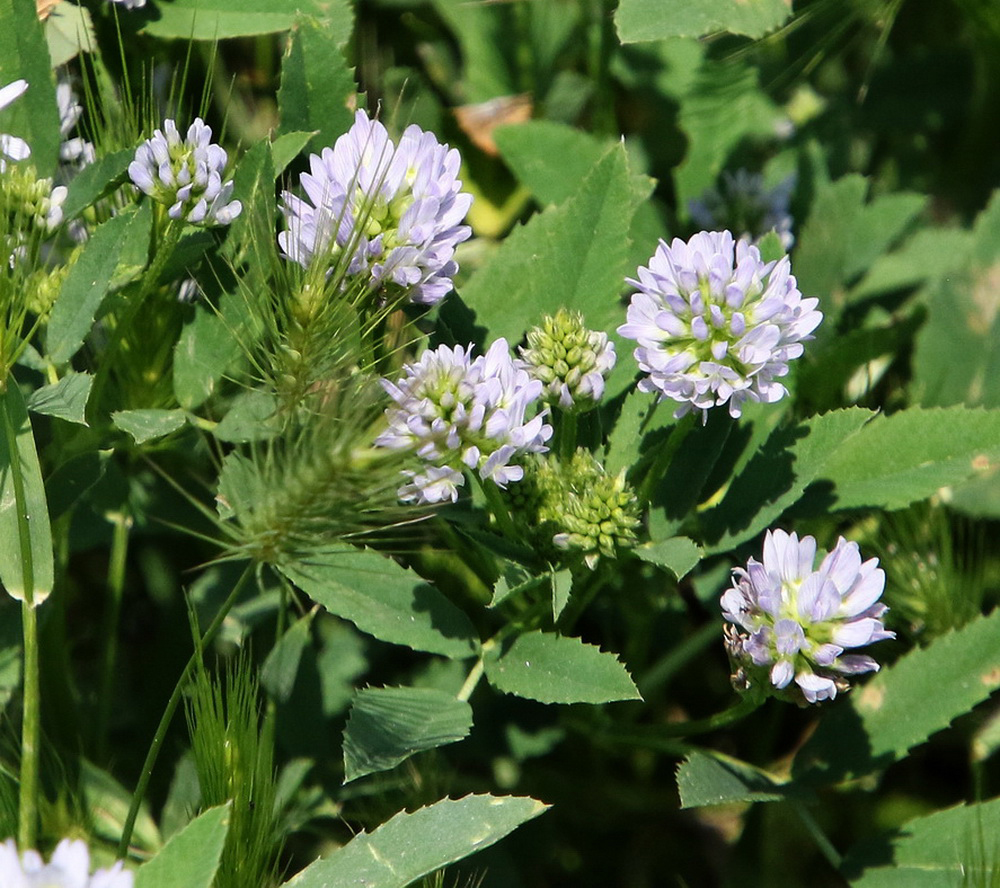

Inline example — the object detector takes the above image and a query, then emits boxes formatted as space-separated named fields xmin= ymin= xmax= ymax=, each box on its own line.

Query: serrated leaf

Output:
xmin=816 ymin=406 xmax=1000 ymax=512
xmin=677 ymin=751 xmax=799 ymax=809
xmin=551 ymin=569 xmax=573 ymax=621
xmin=26 ymin=372 xmax=92 ymax=425
xmin=282 ymin=794 xmax=548 ymax=888
xmin=47 ymin=204 xmax=152 ymax=365
xmin=277 ymin=9 xmax=357 ymax=155
xmin=142 ymin=0 xmax=330 ymax=39
xmin=842 ymin=797 xmax=1000 ymax=887
xmin=135 ymin=804 xmax=230 ymax=888
xmin=701 ymin=408 xmax=873 ymax=554
xmin=280 ymin=549 xmax=479 ymax=658
xmin=0 ymin=0 xmax=61 ymax=177
xmin=112 ymin=409 xmax=188 ymax=445
xmin=343 ymin=686 xmax=473 ymax=782
xmin=616 ymin=0 xmax=791 ymax=41
xmin=462 ymin=144 xmax=635 ymax=346
xmin=484 ymin=630 xmax=641 ymax=704
xmin=0 ymin=382 xmax=53 ymax=605
xmin=261 ymin=611 xmax=314 ymax=704
xmin=793 ymin=608 xmax=1000 ymax=784
xmin=635 ymin=537 xmax=702 ymax=580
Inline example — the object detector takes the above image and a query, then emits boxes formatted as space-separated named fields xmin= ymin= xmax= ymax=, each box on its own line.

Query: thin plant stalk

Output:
xmin=18 ymin=599 xmax=39 ymax=850
xmin=117 ymin=562 xmax=256 ymax=858
xmin=95 ymin=511 xmax=131 ymax=759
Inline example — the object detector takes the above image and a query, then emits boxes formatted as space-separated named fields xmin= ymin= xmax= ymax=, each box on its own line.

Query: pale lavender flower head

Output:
xmin=689 ymin=169 xmax=795 ymax=250
xmin=279 ymin=109 xmax=473 ymax=305
xmin=721 ymin=529 xmax=894 ymax=705
xmin=0 ymin=837 xmax=133 ymax=888
xmin=0 ymin=79 xmax=30 ymax=173
xmin=128 ymin=118 xmax=241 ymax=226
xmin=618 ymin=231 xmax=822 ymax=422
xmin=375 ymin=339 xmax=552 ymax=504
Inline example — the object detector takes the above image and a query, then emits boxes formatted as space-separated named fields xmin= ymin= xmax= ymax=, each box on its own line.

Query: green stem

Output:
xmin=476 ymin=474 xmax=519 ymax=540
xmin=117 ymin=562 xmax=255 ymax=858
xmin=587 ymin=696 xmax=762 ymax=747
xmin=794 ymin=801 xmax=843 ymax=871
xmin=559 ymin=412 xmax=578 ymax=463
xmin=18 ymin=600 xmax=39 ymax=850
xmin=637 ymin=412 xmax=696 ymax=505
xmin=456 ymin=656 xmax=485 ymax=702
xmin=94 ymin=512 xmax=131 ymax=759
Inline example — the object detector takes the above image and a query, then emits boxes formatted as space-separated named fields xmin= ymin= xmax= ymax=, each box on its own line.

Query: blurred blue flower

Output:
xmin=722 ymin=529 xmax=895 ymax=704
xmin=688 ymin=169 xmax=795 ymax=249
xmin=279 ymin=109 xmax=472 ymax=305
xmin=376 ymin=339 xmax=552 ymax=504
xmin=0 ymin=838 xmax=133 ymax=888
xmin=128 ymin=118 xmax=241 ymax=225
xmin=618 ymin=230 xmax=822 ymax=421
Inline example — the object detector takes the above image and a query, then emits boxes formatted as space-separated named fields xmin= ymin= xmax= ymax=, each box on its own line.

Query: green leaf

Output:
xmin=173 ymin=289 xmax=256 ymax=410
xmin=0 ymin=0 xmax=60 ymax=177
xmin=673 ymin=58 xmax=778 ymax=206
xmin=484 ymin=630 xmax=641 ymax=704
xmin=635 ymin=537 xmax=702 ymax=580
xmin=280 ymin=549 xmax=479 ymax=658
xmin=212 ymin=390 xmax=278 ymax=443
xmin=282 ymin=794 xmax=548 ymax=888
xmin=0 ymin=382 xmax=53 ymax=605
xmin=851 ymin=227 xmax=972 ymax=302
xmin=142 ymin=0 xmax=328 ymax=39
xmin=61 ymin=149 xmax=134 ymax=222
xmin=277 ymin=9 xmax=357 ymax=154
xmin=26 ymin=372 xmax=93 ymax=425
xmin=677 ymin=751 xmax=800 ymax=809
xmin=81 ymin=760 xmax=161 ymax=853
xmin=342 ymin=686 xmax=473 ymax=782
xmin=604 ymin=388 xmax=658 ymax=478
xmin=112 ymin=409 xmax=188 ymax=445
xmin=616 ymin=0 xmax=791 ymax=41
xmin=47 ymin=204 xmax=153 ymax=365
xmin=816 ymin=407 xmax=1000 ymax=512
xmin=793 ymin=607 xmax=1000 ymax=784
xmin=841 ymin=797 xmax=1000 ymax=887
xmin=135 ymin=804 xmax=230 ymax=888
xmin=550 ymin=568 xmax=573 ymax=621
xmin=701 ymin=408 xmax=873 ymax=554
xmin=261 ymin=611 xmax=314 ymax=704
xmin=462 ymin=144 xmax=635 ymax=346
xmin=45 ymin=449 xmax=110 ymax=522
xmin=45 ymin=2 xmax=95 ymax=67
xmin=431 ymin=0 xmax=518 ymax=102
xmin=270 ymin=131 xmax=316 ymax=177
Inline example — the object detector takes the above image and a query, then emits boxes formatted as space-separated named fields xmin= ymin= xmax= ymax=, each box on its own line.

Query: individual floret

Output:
xmin=618 ymin=230 xmax=822 ymax=421
xmin=0 ymin=79 xmax=30 ymax=172
xmin=0 ymin=837 xmax=133 ymax=888
xmin=128 ymin=118 xmax=241 ymax=226
xmin=518 ymin=309 xmax=616 ymax=411
xmin=278 ymin=109 xmax=472 ymax=305
xmin=721 ymin=529 xmax=894 ymax=705
xmin=376 ymin=339 xmax=552 ymax=504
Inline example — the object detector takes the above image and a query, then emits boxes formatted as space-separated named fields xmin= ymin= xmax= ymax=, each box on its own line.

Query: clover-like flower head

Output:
xmin=0 ymin=79 xmax=30 ymax=173
xmin=0 ymin=838 xmax=133 ymax=888
xmin=279 ymin=109 xmax=472 ymax=305
xmin=375 ymin=339 xmax=552 ymax=504
xmin=618 ymin=231 xmax=822 ymax=422
xmin=518 ymin=309 xmax=616 ymax=411
xmin=721 ymin=529 xmax=894 ymax=705
xmin=128 ymin=118 xmax=241 ymax=226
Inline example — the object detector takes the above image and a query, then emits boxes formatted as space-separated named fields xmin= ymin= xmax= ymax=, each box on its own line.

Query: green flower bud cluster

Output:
xmin=513 ymin=449 xmax=640 ymax=569
xmin=1 ymin=163 xmax=66 ymax=236
xmin=518 ymin=309 xmax=616 ymax=411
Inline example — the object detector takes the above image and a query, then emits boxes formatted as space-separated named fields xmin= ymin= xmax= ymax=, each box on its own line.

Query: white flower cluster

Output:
xmin=128 ymin=118 xmax=241 ymax=226
xmin=376 ymin=339 xmax=552 ymax=504
xmin=0 ymin=79 xmax=30 ymax=173
xmin=279 ymin=109 xmax=472 ymax=305
xmin=619 ymin=230 xmax=822 ymax=421
xmin=0 ymin=838 xmax=133 ymax=888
